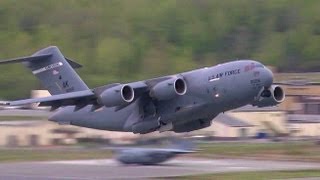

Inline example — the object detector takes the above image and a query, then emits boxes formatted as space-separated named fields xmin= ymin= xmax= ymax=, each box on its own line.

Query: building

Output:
xmin=0 ymin=121 xmax=59 ymax=147
xmin=228 ymin=105 xmax=287 ymax=137
xmin=287 ymin=114 xmax=320 ymax=137
xmin=0 ymin=119 xmax=140 ymax=147
xmin=200 ymin=114 xmax=254 ymax=139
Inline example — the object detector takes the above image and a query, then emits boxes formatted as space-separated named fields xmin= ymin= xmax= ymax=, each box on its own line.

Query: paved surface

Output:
xmin=0 ymin=158 xmax=319 ymax=180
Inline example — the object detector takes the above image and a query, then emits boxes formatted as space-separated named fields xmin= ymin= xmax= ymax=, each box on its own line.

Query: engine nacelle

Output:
xmin=252 ymin=85 xmax=285 ymax=107
xmin=149 ymin=78 xmax=187 ymax=100
xmin=98 ymin=84 xmax=134 ymax=107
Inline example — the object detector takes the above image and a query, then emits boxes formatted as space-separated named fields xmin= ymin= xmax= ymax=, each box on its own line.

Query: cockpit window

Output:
xmin=255 ymin=63 xmax=265 ymax=68
xmin=245 ymin=62 xmax=264 ymax=72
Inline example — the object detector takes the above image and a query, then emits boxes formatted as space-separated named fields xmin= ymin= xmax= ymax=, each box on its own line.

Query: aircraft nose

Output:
xmin=261 ymin=67 xmax=273 ymax=88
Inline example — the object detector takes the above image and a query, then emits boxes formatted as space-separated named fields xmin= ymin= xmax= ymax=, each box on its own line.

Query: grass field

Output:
xmin=196 ymin=141 xmax=320 ymax=162
xmin=172 ymin=169 xmax=320 ymax=180
xmin=0 ymin=141 xmax=319 ymax=163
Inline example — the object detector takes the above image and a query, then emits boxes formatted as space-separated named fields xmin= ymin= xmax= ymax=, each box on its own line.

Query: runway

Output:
xmin=0 ymin=158 xmax=319 ymax=179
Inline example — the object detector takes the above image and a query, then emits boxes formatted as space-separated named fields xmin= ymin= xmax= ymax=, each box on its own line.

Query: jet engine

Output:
xmin=252 ymin=85 xmax=285 ymax=107
xmin=149 ymin=78 xmax=187 ymax=100
xmin=98 ymin=84 xmax=134 ymax=107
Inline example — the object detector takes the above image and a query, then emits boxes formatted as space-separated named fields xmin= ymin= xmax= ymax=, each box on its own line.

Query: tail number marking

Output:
xmin=32 ymin=62 xmax=63 ymax=74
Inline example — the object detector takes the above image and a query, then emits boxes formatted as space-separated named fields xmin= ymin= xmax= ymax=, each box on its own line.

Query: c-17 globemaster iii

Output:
xmin=114 ymin=146 xmax=194 ymax=165
xmin=0 ymin=46 xmax=285 ymax=134
xmin=111 ymin=139 xmax=196 ymax=165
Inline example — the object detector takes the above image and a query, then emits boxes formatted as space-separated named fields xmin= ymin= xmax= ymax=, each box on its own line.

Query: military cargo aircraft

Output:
xmin=112 ymin=140 xmax=195 ymax=165
xmin=0 ymin=46 xmax=285 ymax=134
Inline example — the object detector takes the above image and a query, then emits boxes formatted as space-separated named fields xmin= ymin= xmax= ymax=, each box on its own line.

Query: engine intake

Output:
xmin=252 ymin=85 xmax=285 ymax=107
xmin=273 ymin=86 xmax=285 ymax=102
xmin=98 ymin=84 xmax=134 ymax=107
xmin=150 ymin=78 xmax=187 ymax=100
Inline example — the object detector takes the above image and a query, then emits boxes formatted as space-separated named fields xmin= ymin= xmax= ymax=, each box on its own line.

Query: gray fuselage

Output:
xmin=49 ymin=60 xmax=273 ymax=133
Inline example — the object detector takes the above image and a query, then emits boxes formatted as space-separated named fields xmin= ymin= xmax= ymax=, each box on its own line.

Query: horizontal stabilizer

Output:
xmin=65 ymin=57 xmax=82 ymax=69
xmin=0 ymin=54 xmax=82 ymax=69
xmin=0 ymin=54 xmax=52 ymax=64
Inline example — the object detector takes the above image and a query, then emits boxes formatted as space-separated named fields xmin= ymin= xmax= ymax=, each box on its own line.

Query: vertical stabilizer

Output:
xmin=24 ymin=46 xmax=89 ymax=95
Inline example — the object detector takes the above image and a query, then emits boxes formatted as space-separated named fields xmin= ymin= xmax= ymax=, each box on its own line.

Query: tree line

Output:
xmin=0 ymin=0 xmax=319 ymax=98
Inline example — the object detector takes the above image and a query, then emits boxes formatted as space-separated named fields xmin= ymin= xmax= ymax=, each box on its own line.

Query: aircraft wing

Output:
xmin=0 ymin=76 xmax=179 ymax=110
xmin=0 ymin=82 xmax=149 ymax=111
xmin=0 ymin=90 xmax=96 ymax=108
xmin=0 ymin=46 xmax=183 ymax=111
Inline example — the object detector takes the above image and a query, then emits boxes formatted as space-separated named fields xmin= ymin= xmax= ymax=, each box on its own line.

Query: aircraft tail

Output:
xmin=0 ymin=46 xmax=89 ymax=95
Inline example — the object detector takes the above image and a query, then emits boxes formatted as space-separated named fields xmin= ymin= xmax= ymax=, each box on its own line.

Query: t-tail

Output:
xmin=0 ymin=46 xmax=89 ymax=95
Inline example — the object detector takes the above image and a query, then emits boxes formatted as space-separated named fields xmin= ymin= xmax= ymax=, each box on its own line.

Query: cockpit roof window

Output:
xmin=255 ymin=63 xmax=264 ymax=68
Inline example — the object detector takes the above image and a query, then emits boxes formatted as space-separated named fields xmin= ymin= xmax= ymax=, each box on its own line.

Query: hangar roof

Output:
xmin=288 ymin=114 xmax=320 ymax=123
